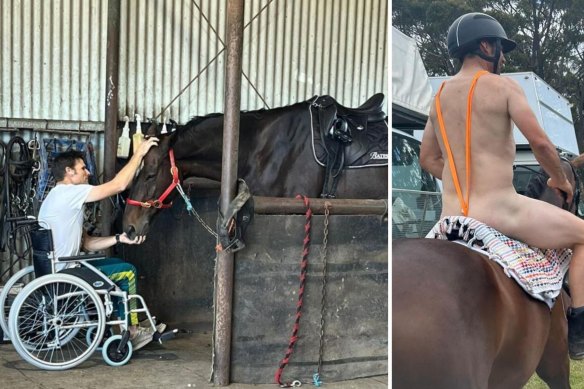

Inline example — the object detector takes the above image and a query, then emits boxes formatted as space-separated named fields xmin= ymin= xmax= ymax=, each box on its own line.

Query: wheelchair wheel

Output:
xmin=87 ymin=325 xmax=114 ymax=351
xmin=102 ymin=334 xmax=133 ymax=367
xmin=8 ymin=273 xmax=105 ymax=370
xmin=0 ymin=265 xmax=35 ymax=340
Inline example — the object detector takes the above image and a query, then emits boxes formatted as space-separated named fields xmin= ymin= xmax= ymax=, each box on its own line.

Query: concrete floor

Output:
xmin=0 ymin=325 xmax=388 ymax=389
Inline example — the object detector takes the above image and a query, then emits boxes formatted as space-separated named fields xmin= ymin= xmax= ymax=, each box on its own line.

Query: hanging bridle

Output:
xmin=126 ymin=149 xmax=179 ymax=209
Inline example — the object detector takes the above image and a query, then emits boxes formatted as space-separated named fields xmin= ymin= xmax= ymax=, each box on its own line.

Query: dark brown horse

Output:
xmin=122 ymin=95 xmax=388 ymax=238
xmin=393 ymin=158 xmax=580 ymax=389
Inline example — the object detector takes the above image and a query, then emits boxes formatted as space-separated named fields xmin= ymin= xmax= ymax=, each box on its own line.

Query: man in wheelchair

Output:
xmin=38 ymin=138 xmax=165 ymax=351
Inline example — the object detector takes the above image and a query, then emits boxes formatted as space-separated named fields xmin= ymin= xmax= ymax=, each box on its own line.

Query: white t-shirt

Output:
xmin=38 ymin=184 xmax=93 ymax=259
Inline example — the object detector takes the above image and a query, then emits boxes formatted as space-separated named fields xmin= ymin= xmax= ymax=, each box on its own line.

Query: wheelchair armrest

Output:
xmin=7 ymin=216 xmax=38 ymax=227
xmin=57 ymin=253 xmax=106 ymax=262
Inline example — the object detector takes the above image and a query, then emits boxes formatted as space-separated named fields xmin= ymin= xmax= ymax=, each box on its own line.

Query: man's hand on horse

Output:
xmin=547 ymin=176 xmax=574 ymax=204
xmin=136 ymin=137 xmax=159 ymax=157
xmin=119 ymin=233 xmax=146 ymax=245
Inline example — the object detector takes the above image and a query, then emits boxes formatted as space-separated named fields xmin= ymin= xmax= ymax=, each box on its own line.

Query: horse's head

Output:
xmin=123 ymin=122 xmax=178 ymax=239
xmin=524 ymin=157 xmax=581 ymax=214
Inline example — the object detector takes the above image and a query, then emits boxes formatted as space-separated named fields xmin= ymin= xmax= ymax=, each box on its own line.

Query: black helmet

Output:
xmin=447 ymin=12 xmax=516 ymax=59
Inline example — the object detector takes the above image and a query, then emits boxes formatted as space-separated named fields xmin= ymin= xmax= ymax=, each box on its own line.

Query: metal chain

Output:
xmin=176 ymin=183 xmax=218 ymax=238
xmin=189 ymin=207 xmax=218 ymax=238
xmin=314 ymin=202 xmax=331 ymax=386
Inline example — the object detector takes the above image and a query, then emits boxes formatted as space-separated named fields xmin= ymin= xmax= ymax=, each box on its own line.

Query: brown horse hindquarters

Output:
xmin=393 ymin=239 xmax=558 ymax=389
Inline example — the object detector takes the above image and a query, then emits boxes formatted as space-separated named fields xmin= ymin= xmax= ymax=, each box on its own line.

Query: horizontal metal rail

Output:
xmin=253 ymin=196 xmax=388 ymax=215
xmin=0 ymin=118 xmax=104 ymax=132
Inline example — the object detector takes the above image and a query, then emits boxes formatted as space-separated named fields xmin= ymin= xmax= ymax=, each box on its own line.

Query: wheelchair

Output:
xmin=1 ymin=217 xmax=165 ymax=370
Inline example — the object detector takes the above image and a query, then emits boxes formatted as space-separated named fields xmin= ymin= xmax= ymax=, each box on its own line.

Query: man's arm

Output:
xmin=506 ymin=78 xmax=573 ymax=200
xmin=82 ymin=231 xmax=145 ymax=252
xmin=420 ymin=116 xmax=444 ymax=179
xmin=85 ymin=137 xmax=159 ymax=203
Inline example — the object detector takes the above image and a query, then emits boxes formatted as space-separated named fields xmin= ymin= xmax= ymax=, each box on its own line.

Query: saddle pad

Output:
xmin=426 ymin=216 xmax=571 ymax=309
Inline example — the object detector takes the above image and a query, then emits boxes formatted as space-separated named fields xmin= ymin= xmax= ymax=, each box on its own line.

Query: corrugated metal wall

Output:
xmin=1 ymin=0 xmax=108 ymax=122
xmin=1 ymin=0 xmax=387 ymax=125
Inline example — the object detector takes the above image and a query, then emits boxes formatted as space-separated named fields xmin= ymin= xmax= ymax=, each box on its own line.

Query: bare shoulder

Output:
xmin=476 ymin=74 xmax=522 ymax=104
xmin=489 ymin=74 xmax=522 ymax=93
xmin=479 ymin=73 xmax=511 ymax=86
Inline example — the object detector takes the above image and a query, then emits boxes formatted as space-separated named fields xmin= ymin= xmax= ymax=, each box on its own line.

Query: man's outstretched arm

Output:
xmin=507 ymin=78 xmax=573 ymax=202
xmin=82 ymin=231 xmax=146 ymax=252
xmin=85 ymin=137 xmax=159 ymax=203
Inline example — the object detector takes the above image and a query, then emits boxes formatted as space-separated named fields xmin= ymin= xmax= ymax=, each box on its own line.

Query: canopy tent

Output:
xmin=392 ymin=27 xmax=433 ymax=129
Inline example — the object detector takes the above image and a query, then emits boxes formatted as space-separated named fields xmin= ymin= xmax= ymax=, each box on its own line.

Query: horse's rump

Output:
xmin=393 ymin=238 xmax=552 ymax=388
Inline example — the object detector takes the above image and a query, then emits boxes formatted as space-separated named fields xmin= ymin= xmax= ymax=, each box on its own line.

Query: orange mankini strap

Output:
xmin=435 ymin=70 xmax=489 ymax=216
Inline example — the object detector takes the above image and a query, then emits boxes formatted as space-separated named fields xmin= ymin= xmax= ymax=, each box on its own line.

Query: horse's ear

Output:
xmin=572 ymin=153 xmax=584 ymax=169
xmin=157 ymin=131 xmax=177 ymax=155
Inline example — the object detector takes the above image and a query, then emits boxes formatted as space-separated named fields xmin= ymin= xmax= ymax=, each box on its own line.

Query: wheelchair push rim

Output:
xmin=0 ymin=265 xmax=35 ymax=340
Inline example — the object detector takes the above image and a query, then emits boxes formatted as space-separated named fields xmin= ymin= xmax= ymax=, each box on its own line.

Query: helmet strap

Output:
xmin=475 ymin=39 xmax=502 ymax=74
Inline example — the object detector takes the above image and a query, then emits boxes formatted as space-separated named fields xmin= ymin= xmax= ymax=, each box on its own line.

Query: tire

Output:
xmin=102 ymin=334 xmax=133 ymax=367
xmin=8 ymin=273 xmax=105 ymax=370
xmin=87 ymin=326 xmax=114 ymax=351
xmin=0 ymin=266 xmax=34 ymax=340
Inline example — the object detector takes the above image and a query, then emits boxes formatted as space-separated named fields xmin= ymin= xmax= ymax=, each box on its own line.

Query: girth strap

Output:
xmin=435 ymin=70 xmax=489 ymax=216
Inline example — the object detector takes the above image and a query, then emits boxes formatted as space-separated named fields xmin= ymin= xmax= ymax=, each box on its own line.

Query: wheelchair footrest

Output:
xmin=118 ymin=331 xmax=131 ymax=353
xmin=154 ymin=329 xmax=179 ymax=342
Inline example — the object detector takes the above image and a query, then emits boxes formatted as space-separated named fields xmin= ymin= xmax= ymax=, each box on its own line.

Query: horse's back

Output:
xmin=393 ymin=238 xmax=551 ymax=389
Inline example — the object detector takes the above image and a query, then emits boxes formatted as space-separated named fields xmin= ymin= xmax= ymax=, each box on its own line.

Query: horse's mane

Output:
xmin=183 ymin=98 xmax=314 ymax=128
xmin=185 ymin=112 xmax=224 ymax=127
xmin=524 ymin=159 xmax=579 ymax=200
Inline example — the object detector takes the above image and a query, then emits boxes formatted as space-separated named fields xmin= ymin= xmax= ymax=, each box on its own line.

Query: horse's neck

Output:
xmin=176 ymin=158 xmax=222 ymax=183
xmin=171 ymin=101 xmax=311 ymax=188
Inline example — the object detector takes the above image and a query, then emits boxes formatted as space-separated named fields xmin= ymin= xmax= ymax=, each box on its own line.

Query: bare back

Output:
xmin=430 ymin=72 xmax=520 ymax=225
xmin=424 ymin=70 xmax=584 ymax=250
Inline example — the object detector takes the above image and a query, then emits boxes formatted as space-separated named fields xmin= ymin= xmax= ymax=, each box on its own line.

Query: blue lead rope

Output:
xmin=176 ymin=183 xmax=194 ymax=212
xmin=312 ymin=373 xmax=322 ymax=387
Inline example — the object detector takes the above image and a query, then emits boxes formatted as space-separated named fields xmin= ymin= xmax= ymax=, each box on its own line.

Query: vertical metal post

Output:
xmin=214 ymin=0 xmax=244 ymax=385
xmin=102 ymin=0 xmax=121 ymax=237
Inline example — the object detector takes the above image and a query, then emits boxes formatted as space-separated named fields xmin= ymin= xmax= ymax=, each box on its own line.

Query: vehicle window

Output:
xmin=392 ymin=132 xmax=437 ymax=192
xmin=512 ymin=167 xmax=538 ymax=195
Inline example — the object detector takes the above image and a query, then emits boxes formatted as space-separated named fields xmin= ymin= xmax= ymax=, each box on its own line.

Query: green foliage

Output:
xmin=392 ymin=0 xmax=584 ymax=152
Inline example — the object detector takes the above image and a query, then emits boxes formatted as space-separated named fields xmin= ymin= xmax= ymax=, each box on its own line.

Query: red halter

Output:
xmin=126 ymin=149 xmax=179 ymax=209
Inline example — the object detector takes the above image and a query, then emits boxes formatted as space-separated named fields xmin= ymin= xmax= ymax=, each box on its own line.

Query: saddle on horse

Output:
xmin=310 ymin=94 xmax=388 ymax=198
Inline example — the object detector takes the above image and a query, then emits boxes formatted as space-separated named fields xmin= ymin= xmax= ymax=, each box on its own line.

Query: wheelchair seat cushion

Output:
xmin=59 ymin=267 xmax=114 ymax=291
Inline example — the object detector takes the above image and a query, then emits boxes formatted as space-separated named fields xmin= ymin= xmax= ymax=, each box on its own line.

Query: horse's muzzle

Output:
xmin=126 ymin=225 xmax=137 ymax=240
xmin=125 ymin=221 xmax=150 ymax=241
